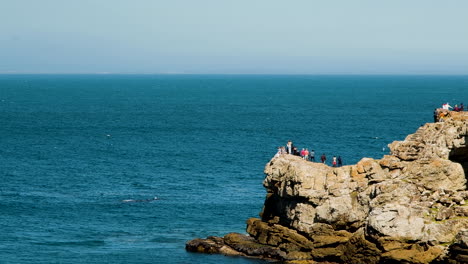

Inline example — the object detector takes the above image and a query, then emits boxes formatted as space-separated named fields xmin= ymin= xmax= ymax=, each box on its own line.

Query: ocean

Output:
xmin=1 ymin=74 xmax=467 ymax=263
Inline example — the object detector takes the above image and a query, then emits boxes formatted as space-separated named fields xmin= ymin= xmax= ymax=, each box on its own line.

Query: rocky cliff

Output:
xmin=186 ymin=111 xmax=468 ymax=264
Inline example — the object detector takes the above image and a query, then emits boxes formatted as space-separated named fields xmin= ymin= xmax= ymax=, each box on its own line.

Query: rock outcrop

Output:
xmin=187 ymin=111 xmax=468 ymax=263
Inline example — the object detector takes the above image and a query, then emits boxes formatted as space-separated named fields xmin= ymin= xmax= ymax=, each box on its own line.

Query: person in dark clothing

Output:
xmin=291 ymin=143 xmax=296 ymax=154
xmin=461 ymin=103 xmax=464 ymax=111
xmin=310 ymin=149 xmax=315 ymax=161
xmin=433 ymin=108 xmax=438 ymax=122
xmin=338 ymin=156 xmax=343 ymax=167
xmin=293 ymin=147 xmax=300 ymax=156
xmin=321 ymin=154 xmax=326 ymax=164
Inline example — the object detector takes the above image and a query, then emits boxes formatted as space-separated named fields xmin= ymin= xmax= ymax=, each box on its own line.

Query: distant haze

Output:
xmin=1 ymin=0 xmax=468 ymax=74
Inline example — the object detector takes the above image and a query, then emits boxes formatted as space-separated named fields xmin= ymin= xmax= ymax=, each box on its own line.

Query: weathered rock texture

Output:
xmin=187 ymin=111 xmax=468 ymax=263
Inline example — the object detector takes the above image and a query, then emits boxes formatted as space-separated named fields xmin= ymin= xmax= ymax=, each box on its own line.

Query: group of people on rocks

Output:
xmin=434 ymin=102 xmax=465 ymax=122
xmin=274 ymin=140 xmax=343 ymax=167
xmin=442 ymin=102 xmax=464 ymax=112
xmin=454 ymin=103 xmax=464 ymax=112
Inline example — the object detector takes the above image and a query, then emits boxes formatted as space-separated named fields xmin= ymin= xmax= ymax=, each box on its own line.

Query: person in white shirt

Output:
xmin=442 ymin=103 xmax=452 ymax=110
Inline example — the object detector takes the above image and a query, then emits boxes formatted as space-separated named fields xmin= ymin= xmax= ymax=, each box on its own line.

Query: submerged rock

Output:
xmin=187 ymin=111 xmax=468 ymax=263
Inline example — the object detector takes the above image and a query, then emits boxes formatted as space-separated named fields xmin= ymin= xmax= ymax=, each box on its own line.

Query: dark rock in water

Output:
xmin=185 ymin=236 xmax=227 ymax=254
xmin=224 ymin=233 xmax=286 ymax=260
xmin=187 ymin=112 xmax=468 ymax=263
xmin=185 ymin=233 xmax=285 ymax=260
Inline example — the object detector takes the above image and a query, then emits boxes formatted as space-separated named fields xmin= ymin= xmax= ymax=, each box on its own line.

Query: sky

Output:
xmin=1 ymin=0 xmax=468 ymax=74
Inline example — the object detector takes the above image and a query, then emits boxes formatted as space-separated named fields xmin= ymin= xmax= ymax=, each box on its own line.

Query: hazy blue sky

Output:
xmin=1 ymin=0 xmax=468 ymax=74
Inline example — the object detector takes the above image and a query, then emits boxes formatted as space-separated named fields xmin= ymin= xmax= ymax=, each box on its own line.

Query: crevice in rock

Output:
xmin=261 ymin=193 xmax=310 ymax=226
xmin=448 ymin=142 xmax=468 ymax=182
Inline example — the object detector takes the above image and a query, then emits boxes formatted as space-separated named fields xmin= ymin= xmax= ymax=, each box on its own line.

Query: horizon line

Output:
xmin=1 ymin=72 xmax=468 ymax=76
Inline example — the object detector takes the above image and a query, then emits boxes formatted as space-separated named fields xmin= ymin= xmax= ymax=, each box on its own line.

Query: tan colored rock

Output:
xmin=379 ymin=155 xmax=403 ymax=169
xmin=381 ymin=244 xmax=444 ymax=264
xmin=454 ymin=206 xmax=468 ymax=217
xmin=423 ymin=219 xmax=468 ymax=244
xmin=367 ymin=204 xmax=426 ymax=240
xmin=402 ymin=158 xmax=466 ymax=191
xmin=311 ymin=235 xmax=350 ymax=248
xmin=339 ymin=228 xmax=381 ymax=264
xmin=376 ymin=237 xmax=412 ymax=252
xmin=315 ymin=195 xmax=369 ymax=230
xmin=284 ymin=260 xmax=317 ymax=264
xmin=284 ymin=251 xmax=313 ymax=261
xmin=188 ymin=112 xmax=468 ymax=263
xmin=261 ymin=114 xmax=468 ymax=262
xmin=246 ymin=218 xmax=315 ymax=250
xmin=356 ymin=158 xmax=386 ymax=180
xmin=435 ymin=207 xmax=455 ymax=221
xmin=310 ymin=247 xmax=343 ymax=260
xmin=389 ymin=117 xmax=468 ymax=161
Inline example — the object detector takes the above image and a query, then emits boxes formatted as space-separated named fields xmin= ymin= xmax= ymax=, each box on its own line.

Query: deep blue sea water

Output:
xmin=1 ymin=74 xmax=467 ymax=263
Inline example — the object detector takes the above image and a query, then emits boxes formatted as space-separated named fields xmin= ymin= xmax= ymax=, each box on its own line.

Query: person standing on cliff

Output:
xmin=274 ymin=147 xmax=282 ymax=158
xmin=321 ymin=154 xmax=326 ymax=164
xmin=293 ymin=147 xmax=300 ymax=156
xmin=310 ymin=149 xmax=315 ymax=161
xmin=304 ymin=148 xmax=309 ymax=161
xmin=338 ymin=156 xmax=343 ymax=167
xmin=332 ymin=156 xmax=337 ymax=167
xmin=287 ymin=140 xmax=292 ymax=154
xmin=300 ymin=148 xmax=306 ymax=159
xmin=439 ymin=111 xmax=446 ymax=122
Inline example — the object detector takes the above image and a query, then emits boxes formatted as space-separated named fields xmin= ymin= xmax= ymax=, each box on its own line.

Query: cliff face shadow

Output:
xmin=449 ymin=142 xmax=468 ymax=181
